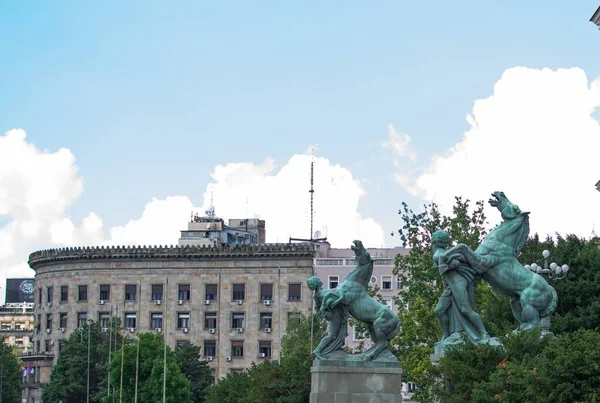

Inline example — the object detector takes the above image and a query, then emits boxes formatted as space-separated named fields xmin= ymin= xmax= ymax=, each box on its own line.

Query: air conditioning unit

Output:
xmin=209 ymin=328 xmax=216 ymax=334
xmin=155 ymin=328 xmax=162 ymax=333
xmin=47 ymin=302 xmax=52 ymax=307
xmin=206 ymin=356 xmax=214 ymax=361
xmin=46 ymin=329 xmax=51 ymax=334
xmin=265 ymin=328 xmax=272 ymax=333
xmin=226 ymin=356 xmax=232 ymax=362
xmin=263 ymin=300 xmax=272 ymax=306
xmin=237 ymin=327 xmax=244 ymax=333
xmin=128 ymin=328 xmax=135 ymax=333
xmin=59 ymin=328 xmax=65 ymax=333
xmin=236 ymin=300 xmax=243 ymax=305
xmin=182 ymin=328 xmax=188 ymax=333
xmin=258 ymin=353 xmax=266 ymax=358
xmin=50 ymin=340 xmax=55 ymax=346
xmin=102 ymin=328 xmax=108 ymax=332
xmin=204 ymin=300 xmax=210 ymax=305
xmin=98 ymin=300 xmax=105 ymax=305
xmin=155 ymin=300 xmax=162 ymax=305
xmin=177 ymin=300 xmax=183 ymax=305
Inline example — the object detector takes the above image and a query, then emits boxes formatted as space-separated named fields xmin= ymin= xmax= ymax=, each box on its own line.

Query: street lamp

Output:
xmin=524 ymin=249 xmax=570 ymax=336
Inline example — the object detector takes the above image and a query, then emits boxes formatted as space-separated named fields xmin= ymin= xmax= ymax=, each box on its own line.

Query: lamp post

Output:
xmin=524 ymin=249 xmax=570 ymax=336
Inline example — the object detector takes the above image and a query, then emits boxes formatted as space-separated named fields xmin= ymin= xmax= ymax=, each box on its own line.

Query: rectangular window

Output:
xmin=151 ymin=313 xmax=163 ymax=329
xmin=38 ymin=288 xmax=42 ymax=304
xmin=259 ymin=341 xmax=272 ymax=358
xmin=125 ymin=313 xmax=137 ymax=329
xmin=288 ymin=283 xmax=301 ymax=301
xmin=151 ymin=285 xmax=163 ymax=301
xmin=178 ymin=284 xmax=190 ymax=300
xmin=99 ymin=312 xmax=110 ymax=328
xmin=99 ymin=284 xmax=110 ymax=301
xmin=204 ymin=312 xmax=217 ymax=329
xmin=381 ymin=276 xmax=392 ymax=290
xmin=78 ymin=285 xmax=88 ymax=301
xmin=353 ymin=326 xmax=366 ymax=341
xmin=232 ymin=284 xmax=245 ymax=301
xmin=384 ymin=298 xmax=393 ymax=310
xmin=176 ymin=340 xmax=187 ymax=349
xmin=396 ymin=276 xmax=402 ymax=290
xmin=60 ymin=286 xmax=68 ymax=302
xmin=231 ymin=340 xmax=244 ymax=357
xmin=36 ymin=340 xmax=40 ymax=353
xmin=204 ymin=340 xmax=216 ymax=357
xmin=260 ymin=284 xmax=273 ymax=301
xmin=46 ymin=313 xmax=52 ymax=330
xmin=259 ymin=312 xmax=272 ymax=329
xmin=59 ymin=313 xmax=67 ymax=329
xmin=77 ymin=312 xmax=87 ymax=328
xmin=231 ymin=313 xmax=245 ymax=329
xmin=36 ymin=314 xmax=41 ymax=331
xmin=58 ymin=340 xmax=66 ymax=352
xmin=328 ymin=276 xmax=339 ymax=289
xmin=45 ymin=340 xmax=52 ymax=353
xmin=47 ymin=287 xmax=53 ymax=303
xmin=125 ymin=285 xmax=137 ymax=301
xmin=205 ymin=284 xmax=217 ymax=301
xmin=177 ymin=312 xmax=190 ymax=329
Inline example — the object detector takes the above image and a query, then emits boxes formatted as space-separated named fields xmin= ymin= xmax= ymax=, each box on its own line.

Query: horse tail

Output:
xmin=539 ymin=284 xmax=558 ymax=318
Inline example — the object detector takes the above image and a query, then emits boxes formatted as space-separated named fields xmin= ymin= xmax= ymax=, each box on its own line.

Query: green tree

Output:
xmin=105 ymin=332 xmax=191 ymax=403
xmin=43 ymin=319 xmax=122 ymax=403
xmin=173 ymin=341 xmax=214 ymax=403
xmin=204 ymin=370 xmax=251 ymax=403
xmin=0 ymin=341 xmax=22 ymax=403
xmin=390 ymin=197 xmax=515 ymax=402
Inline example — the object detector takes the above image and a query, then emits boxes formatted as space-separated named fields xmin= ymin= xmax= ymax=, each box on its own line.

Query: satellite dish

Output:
xmin=314 ymin=231 xmax=322 ymax=239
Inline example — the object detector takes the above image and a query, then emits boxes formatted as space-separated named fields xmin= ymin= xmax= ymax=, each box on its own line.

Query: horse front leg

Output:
xmin=442 ymin=244 xmax=495 ymax=272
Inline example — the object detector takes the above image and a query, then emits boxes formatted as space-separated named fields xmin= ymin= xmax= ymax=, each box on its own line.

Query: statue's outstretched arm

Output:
xmin=442 ymin=244 xmax=490 ymax=270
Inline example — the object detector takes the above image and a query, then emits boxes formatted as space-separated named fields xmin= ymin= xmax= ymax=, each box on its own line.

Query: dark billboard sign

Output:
xmin=5 ymin=278 xmax=35 ymax=303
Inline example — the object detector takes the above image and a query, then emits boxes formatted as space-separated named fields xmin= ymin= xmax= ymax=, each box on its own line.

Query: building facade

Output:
xmin=313 ymin=242 xmax=409 ymax=349
xmin=24 ymin=243 xmax=316 ymax=402
xmin=0 ymin=303 xmax=34 ymax=353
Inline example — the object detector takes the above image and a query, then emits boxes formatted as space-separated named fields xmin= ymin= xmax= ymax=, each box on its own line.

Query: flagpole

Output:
xmin=162 ymin=277 xmax=168 ymax=403
xmin=119 ymin=301 xmax=125 ymax=403
xmin=134 ymin=280 xmax=141 ymax=403
xmin=87 ymin=321 xmax=91 ymax=403
xmin=108 ymin=304 xmax=113 ymax=399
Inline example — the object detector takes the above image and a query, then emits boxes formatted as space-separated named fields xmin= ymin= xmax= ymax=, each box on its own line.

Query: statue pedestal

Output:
xmin=310 ymin=359 xmax=403 ymax=403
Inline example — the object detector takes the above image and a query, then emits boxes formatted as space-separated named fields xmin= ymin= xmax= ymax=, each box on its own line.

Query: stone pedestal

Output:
xmin=310 ymin=362 xmax=403 ymax=403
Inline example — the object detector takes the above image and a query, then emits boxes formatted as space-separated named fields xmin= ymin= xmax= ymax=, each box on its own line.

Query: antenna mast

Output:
xmin=309 ymin=151 xmax=314 ymax=240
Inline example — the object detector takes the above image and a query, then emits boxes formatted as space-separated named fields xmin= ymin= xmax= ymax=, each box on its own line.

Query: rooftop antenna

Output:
xmin=205 ymin=187 xmax=215 ymax=218
xmin=309 ymin=149 xmax=314 ymax=241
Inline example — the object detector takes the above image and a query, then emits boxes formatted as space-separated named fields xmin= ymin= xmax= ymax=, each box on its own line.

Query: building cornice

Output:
xmin=28 ymin=243 xmax=317 ymax=270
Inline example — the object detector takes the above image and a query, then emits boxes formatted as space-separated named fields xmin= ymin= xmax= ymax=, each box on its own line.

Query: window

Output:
xmin=35 ymin=340 xmax=40 ymax=353
xmin=231 ymin=340 xmax=244 ymax=357
xmin=125 ymin=313 xmax=137 ymax=329
xmin=77 ymin=312 xmax=87 ymax=328
xmin=384 ymin=298 xmax=393 ymax=310
xmin=59 ymin=313 xmax=67 ymax=329
xmin=205 ymin=312 xmax=217 ymax=329
xmin=382 ymin=276 xmax=392 ymax=290
xmin=46 ymin=314 xmax=52 ymax=330
xmin=45 ymin=339 xmax=52 ymax=353
xmin=178 ymin=284 xmax=190 ymax=300
xmin=58 ymin=340 xmax=66 ymax=352
xmin=288 ymin=283 xmax=301 ymax=301
xmin=177 ymin=313 xmax=190 ymax=329
xmin=259 ymin=341 xmax=272 ymax=358
xmin=47 ymin=287 xmax=53 ymax=303
xmin=36 ymin=314 xmax=41 ymax=332
xmin=328 ymin=276 xmax=339 ymax=289
xmin=151 ymin=313 xmax=163 ymax=329
xmin=99 ymin=312 xmax=110 ymax=328
xmin=60 ymin=286 xmax=68 ymax=302
xmin=353 ymin=326 xmax=366 ymax=341
xmin=260 ymin=284 xmax=273 ymax=301
xmin=205 ymin=284 xmax=217 ymax=301
xmin=259 ymin=313 xmax=272 ymax=329
xmin=232 ymin=284 xmax=245 ymax=301
xmin=176 ymin=340 xmax=187 ymax=349
xmin=369 ymin=276 xmax=377 ymax=284
xmin=78 ymin=285 xmax=88 ymax=301
xmin=99 ymin=285 xmax=110 ymax=301
xmin=125 ymin=285 xmax=137 ymax=301
xmin=151 ymin=285 xmax=163 ymax=301
xmin=396 ymin=277 xmax=402 ymax=290
xmin=204 ymin=340 xmax=216 ymax=357
xmin=231 ymin=313 xmax=245 ymax=329
xmin=38 ymin=288 xmax=42 ymax=304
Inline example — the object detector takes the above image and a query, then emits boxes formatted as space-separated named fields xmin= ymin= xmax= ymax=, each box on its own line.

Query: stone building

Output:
xmin=0 ymin=303 xmax=34 ymax=353
xmin=23 ymin=243 xmax=316 ymax=402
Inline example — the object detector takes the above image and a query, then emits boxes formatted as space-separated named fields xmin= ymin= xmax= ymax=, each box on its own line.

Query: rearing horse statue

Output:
xmin=440 ymin=191 xmax=558 ymax=332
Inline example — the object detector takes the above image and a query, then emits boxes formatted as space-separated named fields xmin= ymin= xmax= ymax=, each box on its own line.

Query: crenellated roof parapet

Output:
xmin=28 ymin=243 xmax=317 ymax=269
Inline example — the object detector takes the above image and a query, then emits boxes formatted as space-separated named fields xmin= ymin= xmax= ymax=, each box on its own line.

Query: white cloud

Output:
xmin=392 ymin=67 xmax=600 ymax=237
xmin=203 ymin=154 xmax=385 ymax=248
xmin=381 ymin=124 xmax=417 ymax=164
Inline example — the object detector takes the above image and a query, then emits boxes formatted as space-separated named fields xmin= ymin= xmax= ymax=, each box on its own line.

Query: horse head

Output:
xmin=345 ymin=240 xmax=374 ymax=286
xmin=486 ymin=191 xmax=530 ymax=256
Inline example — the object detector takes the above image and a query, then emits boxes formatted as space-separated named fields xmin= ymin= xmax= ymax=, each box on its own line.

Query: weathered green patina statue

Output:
xmin=308 ymin=240 xmax=400 ymax=361
xmin=434 ymin=191 xmax=558 ymax=354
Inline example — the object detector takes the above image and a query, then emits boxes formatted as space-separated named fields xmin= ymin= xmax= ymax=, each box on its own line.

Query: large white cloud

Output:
xmin=388 ymin=67 xmax=600 ymax=237
xmin=201 ymin=154 xmax=385 ymax=248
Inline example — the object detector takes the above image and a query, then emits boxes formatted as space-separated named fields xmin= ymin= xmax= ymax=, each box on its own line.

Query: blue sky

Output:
xmin=1 ymin=2 xmax=600 ymax=296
